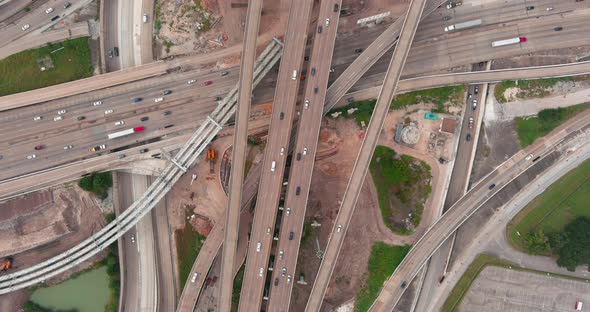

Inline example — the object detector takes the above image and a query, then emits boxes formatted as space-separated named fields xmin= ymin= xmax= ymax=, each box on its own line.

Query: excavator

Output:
xmin=0 ymin=257 xmax=13 ymax=272
xmin=206 ymin=147 xmax=216 ymax=174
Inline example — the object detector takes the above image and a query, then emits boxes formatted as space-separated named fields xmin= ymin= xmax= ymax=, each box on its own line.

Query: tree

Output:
xmin=78 ymin=175 xmax=93 ymax=191
xmin=554 ymin=217 xmax=590 ymax=271
xmin=524 ymin=229 xmax=551 ymax=255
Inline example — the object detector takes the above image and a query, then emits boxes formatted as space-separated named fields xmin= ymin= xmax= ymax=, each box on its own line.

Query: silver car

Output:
xmin=27 ymin=154 xmax=37 ymax=159
xmin=63 ymin=145 xmax=73 ymax=150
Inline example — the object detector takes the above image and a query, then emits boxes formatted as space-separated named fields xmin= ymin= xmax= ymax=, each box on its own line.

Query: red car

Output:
xmin=203 ymin=81 xmax=213 ymax=86
xmin=34 ymin=145 xmax=45 ymax=150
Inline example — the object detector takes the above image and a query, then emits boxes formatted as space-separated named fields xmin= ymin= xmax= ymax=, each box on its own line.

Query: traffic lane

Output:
xmin=0 ymin=0 xmax=73 ymax=47
xmin=0 ymin=99 xmax=218 ymax=179
xmin=118 ymin=0 xmax=135 ymax=68
xmin=0 ymin=0 xmax=33 ymax=24
xmin=267 ymin=0 xmax=341 ymax=305
xmin=140 ymin=0 xmax=154 ymax=64
xmin=104 ymin=0 xmax=121 ymax=72
xmin=238 ymin=1 xmax=314 ymax=309
xmin=118 ymin=172 xmax=140 ymax=312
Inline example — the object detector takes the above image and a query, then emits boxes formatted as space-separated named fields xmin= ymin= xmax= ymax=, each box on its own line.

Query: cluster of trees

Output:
xmin=22 ymin=301 xmax=77 ymax=312
xmin=524 ymin=217 xmax=590 ymax=271
xmin=78 ymin=172 xmax=112 ymax=199
xmin=102 ymin=243 xmax=120 ymax=312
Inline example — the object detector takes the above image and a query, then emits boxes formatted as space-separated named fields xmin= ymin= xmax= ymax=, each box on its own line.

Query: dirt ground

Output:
xmin=0 ymin=185 xmax=107 ymax=310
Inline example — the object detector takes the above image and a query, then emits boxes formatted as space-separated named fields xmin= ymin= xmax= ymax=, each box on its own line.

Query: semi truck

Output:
xmin=491 ymin=36 xmax=527 ymax=47
xmin=107 ymin=126 xmax=145 ymax=139
xmin=444 ymin=19 xmax=482 ymax=32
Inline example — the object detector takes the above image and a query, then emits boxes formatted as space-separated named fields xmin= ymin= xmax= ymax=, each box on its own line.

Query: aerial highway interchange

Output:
xmin=1 ymin=0 xmax=590 ymax=311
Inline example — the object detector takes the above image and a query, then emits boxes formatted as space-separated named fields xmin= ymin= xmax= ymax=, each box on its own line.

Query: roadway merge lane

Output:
xmin=305 ymin=0 xmax=429 ymax=308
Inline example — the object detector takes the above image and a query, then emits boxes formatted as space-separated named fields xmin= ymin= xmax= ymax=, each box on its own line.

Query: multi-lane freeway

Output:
xmin=238 ymin=0 xmax=315 ymax=310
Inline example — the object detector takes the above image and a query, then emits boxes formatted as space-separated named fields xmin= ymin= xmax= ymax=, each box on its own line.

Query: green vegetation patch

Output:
xmin=231 ymin=264 xmax=245 ymax=312
xmin=328 ymin=99 xmax=377 ymax=127
xmin=175 ymin=213 xmax=206 ymax=289
xmin=494 ymin=77 xmax=572 ymax=103
xmin=391 ymin=85 xmax=465 ymax=112
xmin=354 ymin=243 xmax=411 ymax=312
xmin=369 ymin=146 xmax=432 ymax=234
xmin=22 ymin=301 xmax=77 ymax=312
xmin=515 ymin=104 xmax=589 ymax=147
xmin=101 ymin=243 xmax=120 ymax=312
xmin=0 ymin=37 xmax=93 ymax=96
xmin=79 ymin=172 xmax=113 ymax=199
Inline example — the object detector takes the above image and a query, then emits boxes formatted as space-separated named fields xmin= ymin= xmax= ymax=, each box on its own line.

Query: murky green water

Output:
xmin=30 ymin=266 xmax=110 ymax=312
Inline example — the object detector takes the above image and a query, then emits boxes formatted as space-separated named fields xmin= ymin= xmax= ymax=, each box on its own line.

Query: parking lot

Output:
xmin=460 ymin=266 xmax=590 ymax=312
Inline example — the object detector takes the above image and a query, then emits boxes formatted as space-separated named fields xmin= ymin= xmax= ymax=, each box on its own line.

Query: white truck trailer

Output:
xmin=444 ymin=19 xmax=482 ymax=32
xmin=491 ymin=36 xmax=527 ymax=47
xmin=107 ymin=126 xmax=145 ymax=139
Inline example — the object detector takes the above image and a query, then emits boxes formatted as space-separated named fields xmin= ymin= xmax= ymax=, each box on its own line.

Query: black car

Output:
xmin=64 ymin=2 xmax=71 ymax=9
xmin=77 ymin=116 xmax=86 ymax=121
xmin=554 ymin=26 xmax=563 ymax=31
xmin=164 ymin=124 xmax=174 ymax=128
xmin=354 ymin=48 xmax=363 ymax=53
xmin=279 ymin=112 xmax=285 ymax=120
xmin=51 ymin=15 xmax=60 ymax=21
xmin=139 ymin=148 xmax=149 ymax=154
xmin=317 ymin=26 xmax=323 ymax=33
xmin=164 ymin=111 xmax=172 ymax=116
xmin=304 ymin=56 xmax=309 ymax=61
xmin=333 ymin=3 xmax=339 ymax=12
xmin=214 ymin=96 xmax=222 ymax=101
xmin=296 ymin=186 xmax=301 ymax=195
xmin=478 ymin=61 xmax=485 ymax=67
xmin=474 ymin=86 xmax=479 ymax=94
xmin=289 ymin=231 xmax=294 ymax=240
xmin=314 ymin=86 xmax=319 ymax=94
xmin=163 ymin=90 xmax=172 ymax=95
xmin=113 ymin=47 xmax=119 ymax=56
xmin=488 ymin=183 xmax=496 ymax=190
xmin=296 ymin=153 xmax=302 ymax=161
xmin=311 ymin=67 xmax=316 ymax=76
xmin=466 ymin=133 xmax=472 ymax=141
xmin=140 ymin=116 xmax=149 ymax=122
xmin=221 ymin=71 xmax=229 ymax=76
xmin=401 ymin=281 xmax=407 ymax=288
xmin=274 ymin=278 xmax=279 ymax=286
xmin=526 ymin=5 xmax=535 ymax=10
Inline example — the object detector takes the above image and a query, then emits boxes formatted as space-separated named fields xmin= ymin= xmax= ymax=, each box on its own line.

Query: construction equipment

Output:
xmin=207 ymin=147 xmax=216 ymax=174
xmin=0 ymin=257 xmax=13 ymax=272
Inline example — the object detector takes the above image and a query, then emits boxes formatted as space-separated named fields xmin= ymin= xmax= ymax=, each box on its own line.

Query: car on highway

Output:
xmin=281 ymin=267 xmax=287 ymax=277
xmin=296 ymin=153 xmax=302 ymax=161
xmin=325 ymin=18 xmax=330 ymax=26
xmin=446 ymin=1 xmax=462 ymax=9
xmin=279 ymin=112 xmax=285 ymax=120
xmin=51 ymin=15 xmax=59 ymax=21
xmin=474 ymin=86 xmax=479 ymax=94
xmin=314 ymin=86 xmax=319 ymax=94
xmin=142 ymin=14 xmax=148 ymax=23
xmin=164 ymin=111 xmax=172 ymax=116
xmin=90 ymin=144 xmax=106 ymax=152
xmin=54 ymin=116 xmax=63 ymax=121
xmin=77 ymin=116 xmax=86 ymax=121
xmin=132 ymin=97 xmax=142 ymax=103
xmin=139 ymin=148 xmax=149 ymax=154
xmin=108 ymin=50 xmax=113 ymax=58
xmin=317 ymin=25 xmax=323 ymax=33
xmin=287 ymin=275 xmax=292 ymax=283
xmin=57 ymin=109 xmax=67 ymax=115
xmin=256 ymin=242 xmax=261 ymax=252
xmin=154 ymin=97 xmax=164 ymax=102
xmin=354 ymin=48 xmax=363 ymax=53
xmin=63 ymin=145 xmax=73 ymax=150
xmin=286 ymin=208 xmax=291 ymax=216
xmin=271 ymin=160 xmax=276 ymax=172
xmin=34 ymin=145 xmax=45 ymax=150
xmin=115 ymin=121 xmax=125 ymax=126
xmin=21 ymin=24 xmax=30 ymax=31
xmin=337 ymin=224 xmax=342 ymax=232
xmin=214 ymin=96 xmax=222 ymax=101
xmin=190 ymin=272 xmax=198 ymax=283
xmin=303 ymin=147 xmax=308 ymax=155
xmin=187 ymin=79 xmax=196 ymax=84
xmin=525 ymin=154 xmax=534 ymax=161
xmin=221 ymin=71 xmax=229 ymax=76
xmin=304 ymin=56 xmax=309 ymax=61
xmin=554 ymin=26 xmax=563 ymax=31
xmin=296 ymin=186 xmax=301 ymax=195
xmin=546 ymin=6 xmax=553 ymax=11
xmin=203 ymin=81 xmax=213 ymax=86
xmin=163 ymin=90 xmax=172 ymax=95
xmin=443 ymin=15 xmax=451 ymax=21
xmin=118 ymin=154 xmax=126 ymax=159
xmin=259 ymin=267 xmax=264 ymax=277
xmin=113 ymin=47 xmax=119 ymax=56
xmin=466 ymin=133 xmax=472 ymax=141
xmin=526 ymin=5 xmax=535 ymax=10
xmin=472 ymin=99 xmax=477 ymax=110
xmin=311 ymin=67 xmax=316 ymax=76
xmin=334 ymin=3 xmax=339 ymax=12
xmin=468 ymin=117 xmax=474 ymax=129
xmin=401 ymin=281 xmax=407 ymax=288
xmin=33 ymin=116 xmax=42 ymax=121
xmin=45 ymin=8 xmax=54 ymax=14
xmin=279 ymin=250 xmax=284 ymax=260
xmin=93 ymin=100 xmax=102 ymax=106
xmin=274 ymin=278 xmax=279 ymax=286
xmin=280 ymin=147 xmax=285 ymax=155
xmin=104 ymin=109 xmax=114 ymax=115
xmin=140 ymin=116 xmax=149 ymax=122
xmin=304 ymin=100 xmax=309 ymax=109
xmin=131 ymin=234 xmax=135 ymax=242
xmin=64 ymin=2 xmax=71 ymax=8
xmin=164 ymin=124 xmax=174 ymax=129
xmin=488 ymin=183 xmax=496 ymax=190
xmin=27 ymin=154 xmax=37 ymax=160
xmin=289 ymin=231 xmax=294 ymax=240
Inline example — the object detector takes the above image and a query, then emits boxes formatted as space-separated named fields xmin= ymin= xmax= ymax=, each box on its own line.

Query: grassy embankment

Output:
xmin=0 ymin=37 xmax=92 ymax=96
xmin=369 ymin=146 xmax=432 ymax=234
xmin=515 ymin=104 xmax=590 ymax=147
xmin=175 ymin=213 xmax=206 ymax=289
xmin=354 ymin=243 xmax=411 ymax=312
xmin=494 ymin=77 xmax=572 ymax=103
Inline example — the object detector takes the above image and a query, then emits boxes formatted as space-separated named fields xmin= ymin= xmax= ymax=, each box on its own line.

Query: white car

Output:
xmin=259 ymin=267 xmax=264 ymax=277
xmin=92 ymin=101 xmax=102 ymax=106
xmin=27 ymin=154 xmax=37 ymax=160
xmin=337 ymin=224 xmax=343 ymax=232
xmin=525 ymin=154 xmax=534 ymax=161
xmin=287 ymin=275 xmax=292 ymax=283
xmin=115 ymin=120 xmax=125 ymax=126
xmin=280 ymin=147 xmax=285 ymax=156
xmin=142 ymin=14 xmax=148 ymax=23
xmin=104 ymin=109 xmax=114 ymax=115
xmin=191 ymin=272 xmax=198 ymax=283
xmin=45 ymin=7 xmax=54 ymax=14
xmin=154 ymin=97 xmax=164 ymax=102
xmin=325 ymin=18 xmax=330 ymax=26
xmin=546 ymin=7 xmax=553 ymax=11
xmin=57 ymin=109 xmax=67 ymax=115
xmin=53 ymin=116 xmax=63 ymax=121
xmin=63 ymin=145 xmax=73 ymax=150
xmin=187 ymin=79 xmax=196 ymax=84
xmin=304 ymin=100 xmax=309 ymax=109
xmin=33 ymin=116 xmax=42 ymax=121
xmin=279 ymin=250 xmax=284 ymax=260
xmin=131 ymin=234 xmax=135 ymax=243
xmin=303 ymin=147 xmax=308 ymax=155
xmin=21 ymin=24 xmax=30 ymax=31
xmin=256 ymin=242 xmax=261 ymax=252
xmin=286 ymin=208 xmax=291 ymax=216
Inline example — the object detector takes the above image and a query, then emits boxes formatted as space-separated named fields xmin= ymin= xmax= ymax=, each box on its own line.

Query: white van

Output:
xmin=292 ymin=70 xmax=297 ymax=80
xmin=271 ymin=160 xmax=276 ymax=172
xmin=256 ymin=242 xmax=261 ymax=252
